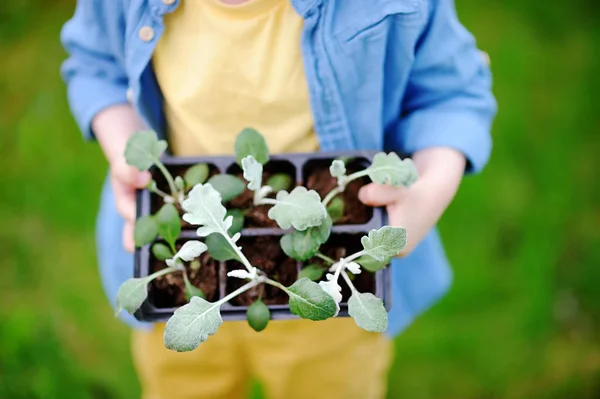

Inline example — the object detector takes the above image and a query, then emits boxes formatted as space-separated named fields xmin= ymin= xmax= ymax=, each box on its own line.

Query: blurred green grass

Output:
xmin=0 ymin=1 xmax=598 ymax=398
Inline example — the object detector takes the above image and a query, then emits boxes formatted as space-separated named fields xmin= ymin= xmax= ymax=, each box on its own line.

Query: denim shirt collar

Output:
xmin=147 ymin=0 xmax=322 ymax=17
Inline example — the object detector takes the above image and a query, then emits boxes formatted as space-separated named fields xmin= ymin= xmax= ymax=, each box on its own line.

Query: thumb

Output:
xmin=358 ymin=183 xmax=404 ymax=207
xmin=113 ymin=162 xmax=152 ymax=189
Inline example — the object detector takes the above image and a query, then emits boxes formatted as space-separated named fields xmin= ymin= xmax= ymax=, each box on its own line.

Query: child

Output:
xmin=61 ymin=0 xmax=496 ymax=398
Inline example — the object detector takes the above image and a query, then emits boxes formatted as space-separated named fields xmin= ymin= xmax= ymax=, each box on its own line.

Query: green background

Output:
xmin=0 ymin=1 xmax=598 ymax=398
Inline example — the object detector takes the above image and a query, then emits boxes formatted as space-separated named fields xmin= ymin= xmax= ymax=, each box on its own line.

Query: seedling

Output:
xmin=115 ymin=129 xmax=418 ymax=352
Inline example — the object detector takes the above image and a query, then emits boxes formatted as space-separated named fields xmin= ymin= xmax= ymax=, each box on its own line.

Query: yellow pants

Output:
xmin=132 ymin=318 xmax=392 ymax=399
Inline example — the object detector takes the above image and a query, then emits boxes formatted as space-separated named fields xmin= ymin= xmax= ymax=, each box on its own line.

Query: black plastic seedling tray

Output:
xmin=133 ymin=151 xmax=392 ymax=322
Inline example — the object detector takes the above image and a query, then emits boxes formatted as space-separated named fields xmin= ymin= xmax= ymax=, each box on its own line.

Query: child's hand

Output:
xmin=92 ymin=104 xmax=151 ymax=253
xmin=358 ymin=147 xmax=466 ymax=256
xmin=109 ymin=157 xmax=151 ymax=253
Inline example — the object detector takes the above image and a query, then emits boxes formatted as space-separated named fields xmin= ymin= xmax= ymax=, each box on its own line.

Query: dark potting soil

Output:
xmin=226 ymin=236 xmax=298 ymax=306
xmin=309 ymin=234 xmax=376 ymax=302
xmin=228 ymin=161 xmax=296 ymax=228
xmin=150 ymin=252 xmax=219 ymax=308
xmin=304 ymin=160 xmax=372 ymax=225
xmin=228 ymin=176 xmax=278 ymax=228
xmin=150 ymin=163 xmax=219 ymax=229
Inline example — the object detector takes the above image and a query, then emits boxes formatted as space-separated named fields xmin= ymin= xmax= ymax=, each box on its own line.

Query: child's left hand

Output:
xmin=358 ymin=147 xmax=467 ymax=256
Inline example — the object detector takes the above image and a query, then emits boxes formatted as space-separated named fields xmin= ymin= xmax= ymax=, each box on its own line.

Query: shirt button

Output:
xmin=162 ymin=0 xmax=176 ymax=4
xmin=126 ymin=88 xmax=133 ymax=103
xmin=480 ymin=50 xmax=491 ymax=66
xmin=138 ymin=26 xmax=155 ymax=42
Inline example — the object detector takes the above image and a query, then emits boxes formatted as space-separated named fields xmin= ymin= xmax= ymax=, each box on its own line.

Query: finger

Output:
xmin=112 ymin=162 xmax=151 ymax=189
xmin=358 ymin=183 xmax=406 ymax=206
xmin=111 ymin=177 xmax=136 ymax=222
xmin=123 ymin=221 xmax=135 ymax=253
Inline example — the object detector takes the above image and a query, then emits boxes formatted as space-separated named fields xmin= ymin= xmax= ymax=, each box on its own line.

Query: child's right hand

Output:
xmin=92 ymin=104 xmax=151 ymax=253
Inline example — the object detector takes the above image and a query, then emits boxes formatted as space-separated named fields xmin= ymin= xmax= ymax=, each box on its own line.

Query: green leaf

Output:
xmin=164 ymin=296 xmax=223 ymax=352
xmin=226 ymin=209 xmax=245 ymax=235
xmin=281 ymin=230 xmax=320 ymax=263
xmin=326 ymin=196 xmax=345 ymax=223
xmin=206 ymin=234 xmax=240 ymax=262
xmin=174 ymin=176 xmax=185 ymax=191
xmin=183 ymin=273 xmax=206 ymax=301
xmin=156 ymin=204 xmax=181 ymax=249
xmin=360 ymin=226 xmax=407 ymax=261
xmin=286 ymin=278 xmax=337 ymax=321
xmin=281 ymin=233 xmax=314 ymax=262
xmin=281 ymin=216 xmax=331 ymax=261
xmin=241 ymin=155 xmax=263 ymax=191
xmin=246 ymin=299 xmax=270 ymax=332
xmin=234 ymin=128 xmax=269 ymax=165
xmin=115 ymin=277 xmax=151 ymax=315
xmin=298 ymin=264 xmax=326 ymax=281
xmin=329 ymin=159 xmax=346 ymax=178
xmin=348 ymin=292 xmax=388 ymax=332
xmin=355 ymin=255 xmax=391 ymax=272
xmin=124 ymin=130 xmax=168 ymax=171
xmin=184 ymin=163 xmax=210 ymax=188
xmin=366 ymin=153 xmax=418 ymax=188
xmin=312 ymin=215 xmax=332 ymax=244
xmin=133 ymin=215 xmax=158 ymax=247
xmin=182 ymin=183 xmax=236 ymax=238
xmin=151 ymin=243 xmax=173 ymax=261
xmin=207 ymin=174 xmax=246 ymax=203
xmin=266 ymin=173 xmax=292 ymax=192
xmin=267 ymin=187 xmax=327 ymax=231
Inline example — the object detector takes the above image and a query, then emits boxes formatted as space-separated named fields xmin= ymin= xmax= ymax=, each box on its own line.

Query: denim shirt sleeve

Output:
xmin=397 ymin=0 xmax=497 ymax=173
xmin=60 ymin=1 xmax=128 ymax=140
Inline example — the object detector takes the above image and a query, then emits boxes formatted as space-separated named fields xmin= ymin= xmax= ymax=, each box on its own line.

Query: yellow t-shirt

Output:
xmin=153 ymin=0 xmax=319 ymax=156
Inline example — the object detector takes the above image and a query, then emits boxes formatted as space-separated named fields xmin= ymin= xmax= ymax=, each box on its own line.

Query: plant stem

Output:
xmin=322 ymin=188 xmax=340 ymax=207
xmin=150 ymin=185 xmax=171 ymax=200
xmin=222 ymin=233 xmax=255 ymax=274
xmin=345 ymin=169 xmax=370 ymax=182
xmin=341 ymin=270 xmax=358 ymax=294
xmin=147 ymin=266 xmax=180 ymax=281
xmin=263 ymin=277 xmax=292 ymax=295
xmin=330 ymin=250 xmax=367 ymax=284
xmin=322 ymin=169 xmax=370 ymax=207
xmin=316 ymin=252 xmax=336 ymax=265
xmin=216 ymin=278 xmax=264 ymax=306
xmin=256 ymin=198 xmax=277 ymax=206
xmin=154 ymin=160 xmax=178 ymax=198
xmin=253 ymin=186 xmax=273 ymax=206
xmin=340 ymin=250 xmax=367 ymax=266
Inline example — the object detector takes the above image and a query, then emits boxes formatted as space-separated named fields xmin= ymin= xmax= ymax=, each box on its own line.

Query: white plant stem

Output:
xmin=154 ymin=159 xmax=178 ymax=199
xmin=329 ymin=250 xmax=367 ymax=286
xmin=322 ymin=187 xmax=341 ymax=207
xmin=316 ymin=252 xmax=336 ymax=265
xmin=256 ymin=198 xmax=277 ymax=206
xmin=253 ymin=186 xmax=273 ymax=206
xmin=221 ymin=233 xmax=255 ymax=274
xmin=190 ymin=278 xmax=264 ymax=318
xmin=216 ymin=278 xmax=264 ymax=307
xmin=147 ymin=266 xmax=181 ymax=281
xmin=150 ymin=185 xmax=172 ymax=200
xmin=263 ymin=277 xmax=292 ymax=296
xmin=322 ymin=169 xmax=369 ymax=207
xmin=341 ymin=270 xmax=359 ymax=294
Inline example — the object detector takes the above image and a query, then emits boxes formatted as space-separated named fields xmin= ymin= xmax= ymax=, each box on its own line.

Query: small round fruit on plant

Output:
xmin=246 ymin=299 xmax=270 ymax=332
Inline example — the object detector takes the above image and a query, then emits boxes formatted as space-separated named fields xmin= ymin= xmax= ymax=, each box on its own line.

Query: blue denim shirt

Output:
xmin=61 ymin=0 xmax=496 ymax=336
